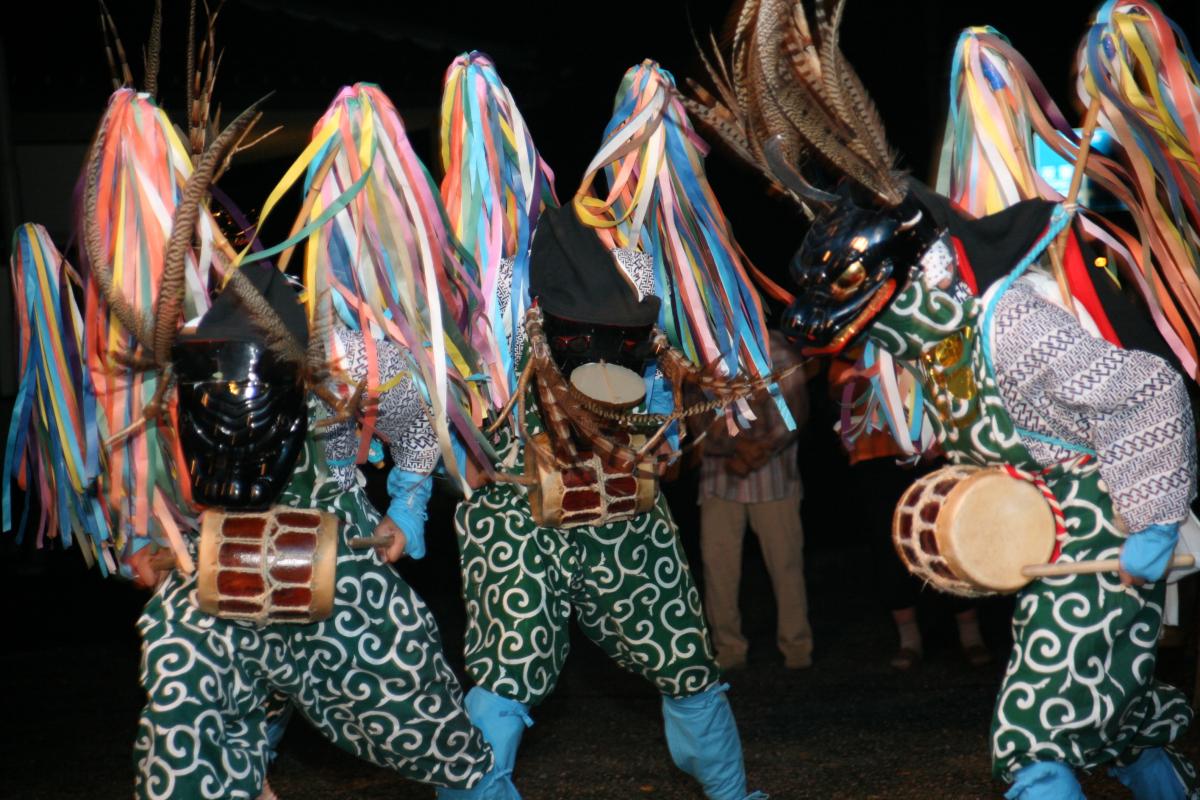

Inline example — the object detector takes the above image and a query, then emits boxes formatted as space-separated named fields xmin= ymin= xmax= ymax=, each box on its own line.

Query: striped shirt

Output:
xmin=699 ymin=331 xmax=807 ymax=504
xmin=700 ymin=439 xmax=801 ymax=504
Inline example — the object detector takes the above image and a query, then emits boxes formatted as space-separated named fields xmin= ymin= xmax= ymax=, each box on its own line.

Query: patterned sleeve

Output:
xmin=495 ymin=255 xmax=525 ymax=366
xmin=612 ymin=247 xmax=657 ymax=300
xmin=991 ymin=280 xmax=1197 ymax=531
xmin=331 ymin=329 xmax=440 ymax=475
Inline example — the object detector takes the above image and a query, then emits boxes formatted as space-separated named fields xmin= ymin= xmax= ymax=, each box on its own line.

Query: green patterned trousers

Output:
xmin=991 ymin=461 xmax=1197 ymax=788
xmin=455 ymin=470 xmax=720 ymax=706
xmin=865 ymin=270 xmax=1197 ymax=788
xmin=133 ymin=444 xmax=493 ymax=799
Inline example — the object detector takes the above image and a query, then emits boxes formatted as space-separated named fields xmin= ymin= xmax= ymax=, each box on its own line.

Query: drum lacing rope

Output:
xmin=1001 ymin=464 xmax=1068 ymax=561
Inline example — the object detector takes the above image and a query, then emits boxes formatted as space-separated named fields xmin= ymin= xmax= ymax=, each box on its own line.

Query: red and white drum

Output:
xmin=892 ymin=465 xmax=1057 ymax=598
xmin=197 ymin=507 xmax=339 ymax=625
xmin=525 ymin=431 xmax=658 ymax=529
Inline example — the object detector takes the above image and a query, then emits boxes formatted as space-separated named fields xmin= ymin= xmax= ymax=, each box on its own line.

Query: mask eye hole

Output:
xmin=831 ymin=260 xmax=866 ymax=300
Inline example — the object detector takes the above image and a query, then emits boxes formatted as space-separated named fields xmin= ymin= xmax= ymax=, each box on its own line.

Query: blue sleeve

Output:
xmin=385 ymin=469 xmax=434 ymax=560
xmin=119 ymin=535 xmax=159 ymax=581
xmin=645 ymin=370 xmax=679 ymax=452
xmin=1119 ymin=522 xmax=1179 ymax=582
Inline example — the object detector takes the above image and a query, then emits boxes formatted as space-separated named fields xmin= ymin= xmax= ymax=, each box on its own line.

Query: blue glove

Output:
xmin=120 ymin=536 xmax=160 ymax=582
xmin=1004 ymin=761 xmax=1084 ymax=800
xmin=385 ymin=469 xmax=433 ymax=560
xmin=1120 ymin=522 xmax=1180 ymax=582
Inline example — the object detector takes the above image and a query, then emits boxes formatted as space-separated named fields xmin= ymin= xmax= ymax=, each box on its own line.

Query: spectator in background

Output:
xmin=852 ymin=452 xmax=991 ymax=670
xmin=698 ymin=331 xmax=813 ymax=671
xmin=830 ymin=354 xmax=990 ymax=671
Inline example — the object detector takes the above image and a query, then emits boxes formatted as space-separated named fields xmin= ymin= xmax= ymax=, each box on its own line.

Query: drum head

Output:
xmin=938 ymin=470 xmax=1056 ymax=593
xmin=570 ymin=362 xmax=646 ymax=408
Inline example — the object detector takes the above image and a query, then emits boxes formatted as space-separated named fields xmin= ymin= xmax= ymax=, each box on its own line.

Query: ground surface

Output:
xmin=5 ymin=514 xmax=1199 ymax=800
xmin=4 ymin=394 xmax=1199 ymax=799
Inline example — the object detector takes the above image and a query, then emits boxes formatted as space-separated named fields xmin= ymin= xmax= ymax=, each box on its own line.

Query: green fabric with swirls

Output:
xmin=870 ymin=272 xmax=1195 ymax=786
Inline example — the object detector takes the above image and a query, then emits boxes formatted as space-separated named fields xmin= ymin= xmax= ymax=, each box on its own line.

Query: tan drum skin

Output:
xmin=892 ymin=465 xmax=1057 ymax=598
xmin=569 ymin=362 xmax=647 ymax=408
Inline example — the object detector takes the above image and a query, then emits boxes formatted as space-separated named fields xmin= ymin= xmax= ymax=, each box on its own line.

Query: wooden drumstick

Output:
xmin=600 ymin=361 xmax=617 ymax=405
xmin=348 ymin=533 xmax=395 ymax=549
xmin=1022 ymin=554 xmax=1194 ymax=578
xmin=1046 ymin=97 xmax=1103 ymax=317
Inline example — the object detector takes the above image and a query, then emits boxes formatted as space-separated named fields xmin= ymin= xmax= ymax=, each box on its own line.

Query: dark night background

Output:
xmin=2 ymin=1 xmax=1200 ymax=798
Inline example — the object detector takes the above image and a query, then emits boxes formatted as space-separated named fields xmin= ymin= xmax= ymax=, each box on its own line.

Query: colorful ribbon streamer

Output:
xmin=81 ymin=89 xmax=214 ymax=575
xmin=1079 ymin=1 xmax=1200 ymax=378
xmin=266 ymin=83 xmax=498 ymax=491
xmin=440 ymin=51 xmax=558 ymax=405
xmin=936 ymin=21 xmax=1200 ymax=379
xmin=3 ymin=224 xmax=118 ymax=572
xmin=575 ymin=61 xmax=791 ymax=428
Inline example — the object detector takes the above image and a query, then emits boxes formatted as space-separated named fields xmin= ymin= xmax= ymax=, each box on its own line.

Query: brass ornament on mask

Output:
xmin=919 ymin=327 xmax=980 ymax=428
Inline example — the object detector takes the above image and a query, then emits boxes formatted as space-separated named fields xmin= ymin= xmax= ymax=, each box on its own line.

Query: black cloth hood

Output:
xmin=184 ymin=262 xmax=309 ymax=346
xmin=907 ymin=180 xmax=1056 ymax=294
xmin=907 ymin=181 xmax=1188 ymax=381
xmin=528 ymin=204 xmax=661 ymax=327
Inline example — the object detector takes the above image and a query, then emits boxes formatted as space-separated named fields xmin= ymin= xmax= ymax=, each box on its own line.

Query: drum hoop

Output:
xmin=569 ymin=363 xmax=646 ymax=410
xmin=890 ymin=464 xmax=977 ymax=560
xmin=197 ymin=510 xmax=223 ymax=617
xmin=526 ymin=431 xmax=657 ymax=529
xmin=311 ymin=512 xmax=339 ymax=619
xmin=196 ymin=507 xmax=340 ymax=625
xmin=891 ymin=465 xmax=983 ymax=596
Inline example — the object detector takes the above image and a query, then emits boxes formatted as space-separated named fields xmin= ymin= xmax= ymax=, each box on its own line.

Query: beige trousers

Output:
xmin=699 ymin=494 xmax=813 ymax=666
